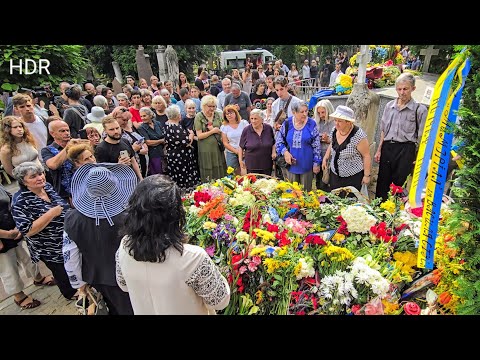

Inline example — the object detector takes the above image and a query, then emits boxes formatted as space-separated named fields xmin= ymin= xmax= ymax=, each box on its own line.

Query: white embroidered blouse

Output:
xmin=116 ymin=238 xmax=230 ymax=315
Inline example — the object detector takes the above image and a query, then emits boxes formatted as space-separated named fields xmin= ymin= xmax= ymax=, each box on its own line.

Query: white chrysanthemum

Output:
xmin=236 ymin=231 xmax=250 ymax=243
xmin=296 ymin=258 xmax=315 ymax=280
xmin=263 ymin=213 xmax=272 ymax=224
xmin=189 ymin=205 xmax=200 ymax=214
xmin=341 ymin=205 xmax=377 ymax=233
xmin=252 ymin=178 xmax=278 ymax=195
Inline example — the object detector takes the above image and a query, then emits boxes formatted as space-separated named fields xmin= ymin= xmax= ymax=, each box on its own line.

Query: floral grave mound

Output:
xmin=183 ymin=175 xmax=458 ymax=315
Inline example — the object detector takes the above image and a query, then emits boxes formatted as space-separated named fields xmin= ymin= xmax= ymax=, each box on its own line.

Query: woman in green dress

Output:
xmin=194 ymin=95 xmax=227 ymax=182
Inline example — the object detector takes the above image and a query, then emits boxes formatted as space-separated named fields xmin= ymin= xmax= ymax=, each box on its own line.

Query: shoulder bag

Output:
xmin=274 ymin=95 xmax=292 ymax=126
xmin=275 ymin=119 xmax=291 ymax=169
xmin=201 ymin=112 xmax=225 ymax=152
xmin=75 ymin=286 xmax=109 ymax=315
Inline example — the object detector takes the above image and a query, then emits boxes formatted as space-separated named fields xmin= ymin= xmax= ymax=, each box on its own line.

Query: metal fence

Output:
xmin=288 ymin=78 xmax=330 ymax=102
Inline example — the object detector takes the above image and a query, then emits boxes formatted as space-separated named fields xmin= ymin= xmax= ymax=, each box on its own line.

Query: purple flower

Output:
xmin=205 ymin=244 xmax=215 ymax=257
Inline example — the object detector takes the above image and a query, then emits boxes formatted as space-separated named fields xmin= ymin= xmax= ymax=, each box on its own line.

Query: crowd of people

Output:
xmin=0 ymin=63 xmax=429 ymax=314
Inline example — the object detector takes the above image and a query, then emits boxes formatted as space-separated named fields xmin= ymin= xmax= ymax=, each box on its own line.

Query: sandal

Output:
xmin=14 ymin=295 xmax=41 ymax=310
xmin=34 ymin=276 xmax=56 ymax=286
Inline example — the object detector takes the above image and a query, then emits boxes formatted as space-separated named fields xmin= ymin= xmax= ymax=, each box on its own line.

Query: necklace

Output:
xmin=339 ymin=125 xmax=353 ymax=136
xmin=294 ymin=118 xmax=306 ymax=129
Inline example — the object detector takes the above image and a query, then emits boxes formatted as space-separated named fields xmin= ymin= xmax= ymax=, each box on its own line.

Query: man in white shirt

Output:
xmin=271 ymin=76 xmax=302 ymax=123
xmin=329 ymin=63 xmax=344 ymax=87
xmin=216 ymin=78 xmax=232 ymax=111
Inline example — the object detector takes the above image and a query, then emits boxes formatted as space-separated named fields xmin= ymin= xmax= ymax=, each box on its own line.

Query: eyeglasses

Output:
xmin=119 ymin=108 xmax=128 ymax=112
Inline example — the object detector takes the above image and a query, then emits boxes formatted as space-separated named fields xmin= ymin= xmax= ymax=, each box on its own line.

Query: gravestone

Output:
xmin=135 ymin=45 xmax=154 ymax=85
xmin=155 ymin=45 xmax=167 ymax=83
xmin=420 ymin=45 xmax=439 ymax=73
xmin=111 ymin=61 xmax=124 ymax=95
xmin=346 ymin=45 xmax=380 ymax=146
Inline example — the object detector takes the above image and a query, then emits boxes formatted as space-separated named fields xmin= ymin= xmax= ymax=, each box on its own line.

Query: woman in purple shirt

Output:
xmin=239 ymin=109 xmax=276 ymax=175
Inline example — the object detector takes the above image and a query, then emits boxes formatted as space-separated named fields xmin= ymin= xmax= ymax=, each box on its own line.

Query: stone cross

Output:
xmin=112 ymin=61 xmax=123 ymax=83
xmin=155 ymin=45 xmax=167 ymax=83
xmin=356 ymin=45 xmax=371 ymax=84
xmin=420 ymin=45 xmax=439 ymax=73
xmin=111 ymin=61 xmax=124 ymax=95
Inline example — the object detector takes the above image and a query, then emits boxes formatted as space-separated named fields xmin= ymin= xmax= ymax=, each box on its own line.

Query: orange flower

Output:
xmin=208 ymin=203 xmax=225 ymax=221
xmin=198 ymin=196 xmax=224 ymax=216
xmin=431 ymin=269 xmax=442 ymax=285
xmin=439 ymin=292 xmax=452 ymax=305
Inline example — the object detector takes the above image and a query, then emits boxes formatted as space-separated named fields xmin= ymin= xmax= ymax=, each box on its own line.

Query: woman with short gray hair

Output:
xmin=165 ymin=105 xmax=200 ymax=191
xmin=11 ymin=162 xmax=77 ymax=300
xmin=239 ymin=108 xmax=276 ymax=175
xmin=137 ymin=107 xmax=165 ymax=175
xmin=275 ymin=101 xmax=321 ymax=191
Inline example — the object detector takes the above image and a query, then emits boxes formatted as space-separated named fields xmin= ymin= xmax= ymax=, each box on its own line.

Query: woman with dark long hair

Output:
xmin=116 ymin=175 xmax=230 ymax=314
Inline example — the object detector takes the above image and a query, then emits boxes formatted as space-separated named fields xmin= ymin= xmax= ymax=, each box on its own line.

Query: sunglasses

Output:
xmin=119 ymin=108 xmax=128 ymax=112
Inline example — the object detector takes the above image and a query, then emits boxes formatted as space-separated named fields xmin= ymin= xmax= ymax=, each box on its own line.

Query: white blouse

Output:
xmin=116 ymin=239 xmax=230 ymax=315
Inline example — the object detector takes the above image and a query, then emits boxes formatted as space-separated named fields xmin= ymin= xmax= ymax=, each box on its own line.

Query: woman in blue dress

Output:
xmin=275 ymin=101 xmax=321 ymax=192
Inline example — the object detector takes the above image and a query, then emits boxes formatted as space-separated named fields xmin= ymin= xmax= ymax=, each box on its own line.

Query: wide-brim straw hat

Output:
xmin=330 ymin=105 xmax=356 ymax=122
xmin=70 ymin=163 xmax=137 ymax=226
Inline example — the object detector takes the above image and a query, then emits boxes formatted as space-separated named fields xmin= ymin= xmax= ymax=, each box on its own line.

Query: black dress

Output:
xmin=165 ymin=122 xmax=200 ymax=191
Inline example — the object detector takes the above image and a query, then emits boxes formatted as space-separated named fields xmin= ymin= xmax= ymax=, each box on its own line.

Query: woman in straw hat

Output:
xmin=62 ymin=163 xmax=137 ymax=315
xmin=322 ymin=105 xmax=371 ymax=192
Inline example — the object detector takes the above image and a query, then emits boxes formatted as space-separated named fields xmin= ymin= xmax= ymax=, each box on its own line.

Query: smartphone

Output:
xmin=119 ymin=150 xmax=129 ymax=159
xmin=136 ymin=137 xmax=145 ymax=145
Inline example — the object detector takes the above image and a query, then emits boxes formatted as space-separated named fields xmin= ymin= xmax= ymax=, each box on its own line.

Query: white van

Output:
xmin=220 ymin=49 xmax=276 ymax=70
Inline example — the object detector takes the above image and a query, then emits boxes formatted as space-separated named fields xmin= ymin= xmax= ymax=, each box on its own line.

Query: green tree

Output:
xmin=0 ymin=45 xmax=87 ymax=93
xmin=82 ymin=45 xmax=212 ymax=84
xmin=443 ymin=45 xmax=480 ymax=315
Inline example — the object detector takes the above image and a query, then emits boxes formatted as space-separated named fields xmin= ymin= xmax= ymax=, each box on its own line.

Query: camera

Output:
xmin=32 ymin=85 xmax=55 ymax=107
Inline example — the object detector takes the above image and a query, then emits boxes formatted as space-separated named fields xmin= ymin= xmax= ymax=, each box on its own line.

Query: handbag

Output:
xmin=275 ymin=119 xmax=291 ymax=169
xmin=360 ymin=183 xmax=370 ymax=200
xmin=75 ymin=286 xmax=109 ymax=315
xmin=201 ymin=112 xmax=225 ymax=152
xmin=322 ymin=168 xmax=330 ymax=184
xmin=214 ymin=133 xmax=225 ymax=152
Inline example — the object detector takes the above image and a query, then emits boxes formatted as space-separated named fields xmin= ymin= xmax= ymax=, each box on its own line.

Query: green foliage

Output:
xmin=445 ymin=45 xmax=480 ymax=314
xmin=82 ymin=45 xmax=211 ymax=84
xmin=0 ymin=45 xmax=87 ymax=93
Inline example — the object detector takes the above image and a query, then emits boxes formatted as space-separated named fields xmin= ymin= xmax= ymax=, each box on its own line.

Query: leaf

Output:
xmin=272 ymin=280 xmax=280 ymax=288
xmin=273 ymin=274 xmax=283 ymax=281
xmin=267 ymin=289 xmax=277 ymax=297
xmin=248 ymin=306 xmax=259 ymax=315
xmin=1 ymin=83 xmax=13 ymax=91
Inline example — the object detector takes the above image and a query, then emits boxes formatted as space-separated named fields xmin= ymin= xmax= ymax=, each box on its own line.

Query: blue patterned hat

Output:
xmin=70 ymin=163 xmax=138 ymax=226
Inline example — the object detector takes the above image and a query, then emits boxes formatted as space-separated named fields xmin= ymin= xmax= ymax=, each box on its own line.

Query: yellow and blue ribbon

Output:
xmin=410 ymin=51 xmax=470 ymax=269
